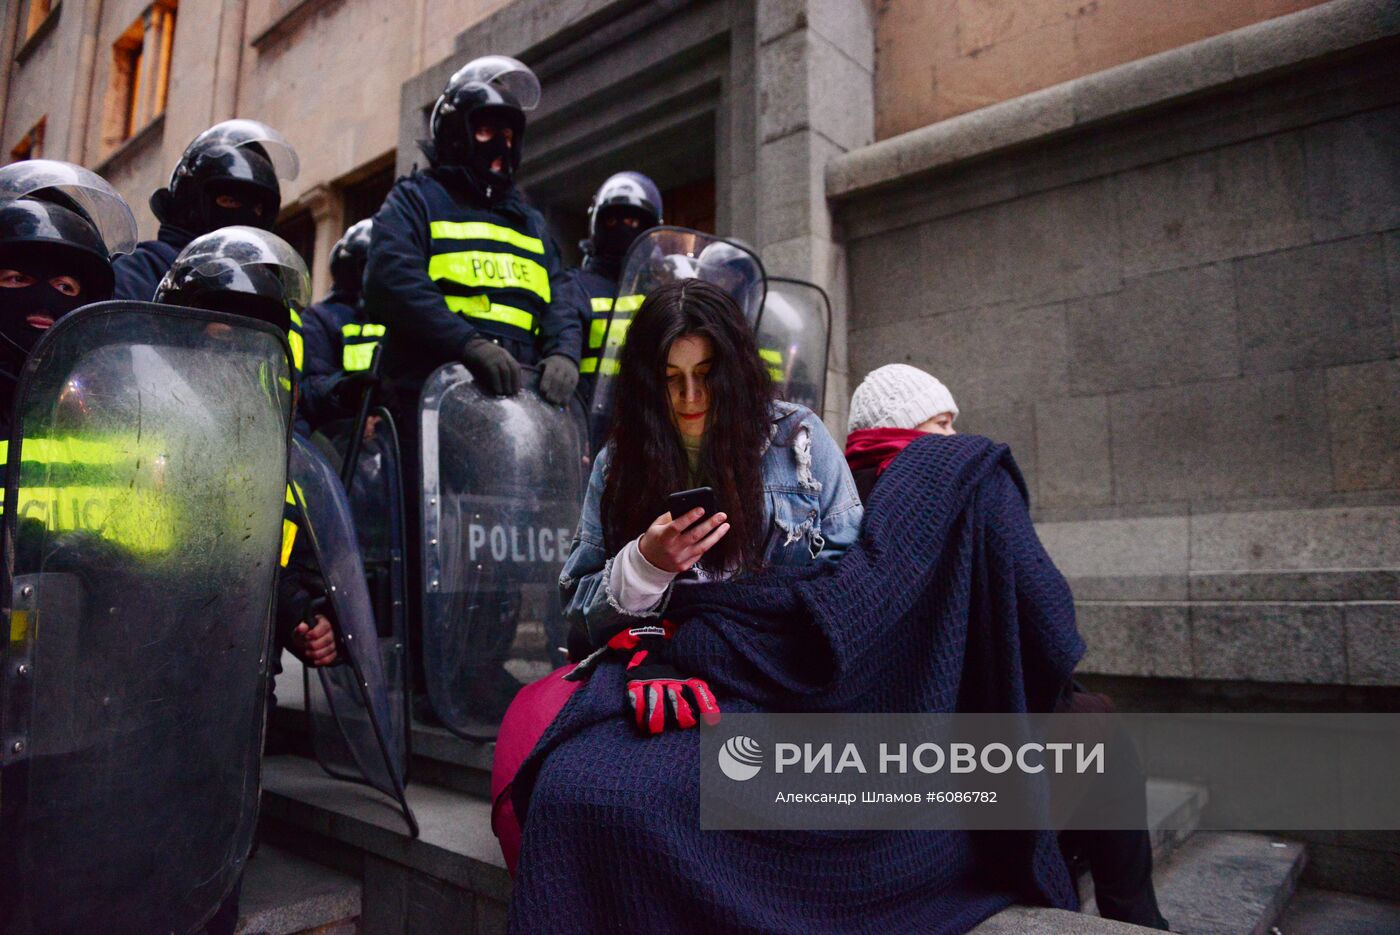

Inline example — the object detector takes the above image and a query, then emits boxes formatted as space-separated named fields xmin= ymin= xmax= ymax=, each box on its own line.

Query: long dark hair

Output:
xmin=601 ymin=279 xmax=774 ymax=574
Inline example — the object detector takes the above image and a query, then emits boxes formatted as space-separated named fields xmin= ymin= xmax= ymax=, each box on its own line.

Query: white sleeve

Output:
xmin=607 ymin=537 xmax=678 ymax=613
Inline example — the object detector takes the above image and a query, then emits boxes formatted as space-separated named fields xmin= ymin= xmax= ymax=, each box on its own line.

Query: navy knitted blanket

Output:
xmin=508 ymin=434 xmax=1085 ymax=933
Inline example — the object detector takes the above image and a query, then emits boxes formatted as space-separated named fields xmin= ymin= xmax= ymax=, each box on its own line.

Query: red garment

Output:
xmin=491 ymin=664 xmax=582 ymax=876
xmin=843 ymin=427 xmax=926 ymax=476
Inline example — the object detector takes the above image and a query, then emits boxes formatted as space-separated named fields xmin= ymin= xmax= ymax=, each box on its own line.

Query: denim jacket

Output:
xmin=560 ymin=401 xmax=863 ymax=650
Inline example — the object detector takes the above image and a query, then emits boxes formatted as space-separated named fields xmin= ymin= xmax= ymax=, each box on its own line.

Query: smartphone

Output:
xmin=667 ymin=486 xmax=719 ymax=531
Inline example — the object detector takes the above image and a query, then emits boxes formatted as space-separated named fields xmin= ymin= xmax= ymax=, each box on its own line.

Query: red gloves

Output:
xmin=566 ymin=621 xmax=721 ymax=735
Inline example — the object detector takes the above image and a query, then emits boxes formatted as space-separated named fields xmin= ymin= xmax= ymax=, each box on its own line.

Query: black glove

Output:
xmin=462 ymin=337 xmax=520 ymax=396
xmin=538 ymin=354 xmax=579 ymax=406
xmin=327 ymin=370 xmax=378 ymax=411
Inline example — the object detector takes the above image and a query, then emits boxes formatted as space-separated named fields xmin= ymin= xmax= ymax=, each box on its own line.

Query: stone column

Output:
xmin=750 ymin=0 xmax=874 ymax=434
xmin=305 ymin=184 xmax=343 ymax=300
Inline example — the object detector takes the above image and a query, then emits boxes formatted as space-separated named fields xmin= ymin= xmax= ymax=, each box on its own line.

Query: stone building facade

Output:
xmin=4 ymin=0 xmax=1397 ymax=911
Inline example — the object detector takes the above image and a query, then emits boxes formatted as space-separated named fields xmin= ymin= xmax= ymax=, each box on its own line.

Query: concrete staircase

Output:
xmin=244 ymin=664 xmax=1389 ymax=934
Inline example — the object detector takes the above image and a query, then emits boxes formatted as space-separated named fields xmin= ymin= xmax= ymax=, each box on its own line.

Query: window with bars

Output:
xmin=102 ymin=1 xmax=177 ymax=154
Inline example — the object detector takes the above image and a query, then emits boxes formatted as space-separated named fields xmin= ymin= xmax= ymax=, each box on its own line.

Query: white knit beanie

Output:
xmin=847 ymin=364 xmax=959 ymax=433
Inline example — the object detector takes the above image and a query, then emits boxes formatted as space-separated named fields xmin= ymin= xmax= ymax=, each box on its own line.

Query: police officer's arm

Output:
xmin=297 ymin=304 xmax=343 ymax=429
xmin=536 ymin=235 xmax=583 ymax=362
xmin=363 ymin=179 xmax=480 ymax=367
xmin=275 ymin=499 xmax=338 ymax=667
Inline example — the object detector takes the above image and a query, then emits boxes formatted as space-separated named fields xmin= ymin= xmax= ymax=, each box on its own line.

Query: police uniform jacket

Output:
xmin=298 ymin=293 xmax=385 ymax=434
xmin=111 ymin=224 xmax=194 ymax=302
xmin=363 ymin=167 xmax=582 ymax=387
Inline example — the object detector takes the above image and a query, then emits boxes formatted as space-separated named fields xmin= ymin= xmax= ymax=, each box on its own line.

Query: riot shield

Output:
xmin=589 ymin=227 xmax=767 ymax=444
xmin=420 ymin=364 xmax=588 ymax=738
xmin=0 ymin=301 xmax=292 ymax=935
xmin=753 ymin=277 xmax=833 ymax=413
xmin=314 ymin=408 xmax=409 ymax=746
xmin=288 ymin=435 xmax=417 ymax=836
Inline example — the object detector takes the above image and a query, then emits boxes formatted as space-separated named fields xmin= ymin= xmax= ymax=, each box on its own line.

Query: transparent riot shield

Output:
xmin=588 ymin=227 xmax=767 ymax=443
xmin=753 ymin=277 xmax=833 ymax=413
xmin=313 ymin=408 xmax=409 ymax=754
xmin=288 ymin=435 xmax=417 ymax=836
xmin=420 ymin=364 xmax=589 ymax=739
xmin=0 ymin=301 xmax=292 ymax=935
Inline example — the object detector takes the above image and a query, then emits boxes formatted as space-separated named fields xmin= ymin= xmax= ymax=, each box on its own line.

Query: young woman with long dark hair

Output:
xmin=559 ymin=278 xmax=862 ymax=652
xmin=491 ymin=279 xmax=861 ymax=874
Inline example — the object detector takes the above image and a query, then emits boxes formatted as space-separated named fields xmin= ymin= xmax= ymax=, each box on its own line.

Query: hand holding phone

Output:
xmin=667 ymin=486 xmax=718 ymax=532
xmin=639 ymin=486 xmax=730 ymax=573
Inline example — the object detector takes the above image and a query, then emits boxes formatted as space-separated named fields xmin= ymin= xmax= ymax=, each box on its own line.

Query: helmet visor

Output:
xmin=167 ymin=225 xmax=311 ymax=310
xmin=188 ymin=120 xmax=300 ymax=181
xmin=447 ymin=55 xmax=540 ymax=111
xmin=0 ymin=160 xmax=138 ymax=255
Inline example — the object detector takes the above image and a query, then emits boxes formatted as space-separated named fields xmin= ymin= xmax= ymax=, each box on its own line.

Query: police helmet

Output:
xmin=588 ymin=172 xmax=662 ymax=242
xmin=329 ymin=218 xmax=372 ymax=297
xmin=153 ymin=120 xmax=299 ymax=232
xmin=428 ymin=55 xmax=540 ymax=169
xmin=0 ymin=160 xmax=138 ymax=299
xmin=156 ymin=226 xmax=310 ymax=332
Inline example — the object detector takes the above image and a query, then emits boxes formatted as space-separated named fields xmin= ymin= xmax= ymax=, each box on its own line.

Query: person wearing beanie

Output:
xmin=842 ymin=364 xmax=1171 ymax=932
xmin=844 ymin=363 xmax=958 ymax=502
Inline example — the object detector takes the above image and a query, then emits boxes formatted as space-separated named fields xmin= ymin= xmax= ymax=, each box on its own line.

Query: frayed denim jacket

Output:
xmin=560 ymin=401 xmax=863 ymax=652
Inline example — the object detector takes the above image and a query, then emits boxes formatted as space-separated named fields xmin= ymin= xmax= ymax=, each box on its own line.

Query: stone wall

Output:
xmin=832 ymin=1 xmax=1400 ymax=691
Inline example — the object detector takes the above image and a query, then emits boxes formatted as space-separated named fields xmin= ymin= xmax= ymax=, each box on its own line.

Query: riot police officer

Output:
xmin=298 ymin=218 xmax=381 ymax=435
xmin=363 ymin=55 xmax=581 ymax=404
xmin=566 ymin=171 xmax=661 ymax=410
xmin=0 ymin=160 xmax=136 ymax=420
xmin=112 ymin=119 xmax=299 ymax=302
xmin=155 ymin=227 xmax=337 ymax=675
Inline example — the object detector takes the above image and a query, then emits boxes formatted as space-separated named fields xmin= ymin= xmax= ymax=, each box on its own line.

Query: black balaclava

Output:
xmin=463 ymin=110 xmax=519 ymax=202
xmin=202 ymin=179 xmax=277 ymax=233
xmin=592 ymin=206 xmax=650 ymax=265
xmin=189 ymin=290 xmax=289 ymax=334
xmin=0 ymin=255 xmax=88 ymax=356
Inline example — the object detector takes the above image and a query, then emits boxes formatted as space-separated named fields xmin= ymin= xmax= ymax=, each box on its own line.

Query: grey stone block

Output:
xmin=1326 ymin=359 xmax=1400 ymax=492
xmin=956 ymin=400 xmax=1039 ymax=497
xmin=758 ymin=30 xmax=808 ymax=144
xmin=1036 ymin=515 xmax=1190 ymax=581
xmin=1035 ymin=394 xmax=1113 ymax=509
xmin=1107 ymin=371 xmax=1333 ymax=505
xmin=1075 ymin=602 xmax=1191 ymax=679
xmin=1299 ymin=841 xmax=1400 ymax=902
xmin=1230 ymin=0 xmax=1400 ymax=77
xmin=845 ymin=233 xmax=924 ymax=331
xmin=849 ymin=301 xmax=1069 ymax=411
xmin=969 ymin=906 xmax=1152 ymax=934
xmin=1188 ymin=569 xmax=1400 ymax=603
xmin=1151 ymin=833 xmax=1304 ymax=935
xmin=1071 ymin=32 xmax=1235 ymax=127
xmin=757 ymin=130 xmax=842 ymax=247
xmin=1304 ymin=106 xmax=1400 ymax=242
xmin=1191 ymin=603 xmax=1346 ymax=684
xmin=757 ymin=0 xmax=874 ymax=73
xmin=1277 ymin=886 xmax=1400 ymax=935
xmin=1067 ymin=575 xmax=1190 ymax=602
xmin=1388 ymin=231 xmax=1400 ymax=352
xmin=807 ymin=30 xmax=875 ymax=152
xmin=1344 ymin=602 xmax=1400 ymax=686
xmin=1188 ymin=504 xmax=1400 ymax=572
xmin=1114 ymin=134 xmax=1312 ymax=279
xmin=236 ymin=845 xmax=360 ymax=935
xmin=361 ymin=853 xmax=476 ymax=935
xmin=1234 ymin=235 xmax=1392 ymax=374
xmin=1066 ymin=263 xmax=1240 ymax=396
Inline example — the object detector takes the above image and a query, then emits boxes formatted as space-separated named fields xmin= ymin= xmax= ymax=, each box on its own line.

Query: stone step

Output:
xmin=1075 ymin=778 xmax=1209 ymax=904
xmin=259 ymin=753 xmax=509 ymax=935
xmin=236 ymin=843 xmax=360 ymax=935
xmin=970 ymin=906 xmax=1162 ymax=933
xmin=1276 ymin=886 xmax=1400 ymax=934
xmin=1149 ymin=832 xmax=1306 ymax=935
xmin=271 ymin=655 xmax=494 ymax=798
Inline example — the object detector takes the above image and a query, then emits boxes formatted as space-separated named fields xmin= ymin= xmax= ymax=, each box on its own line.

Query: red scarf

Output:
xmin=843 ymin=427 xmax=926 ymax=477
